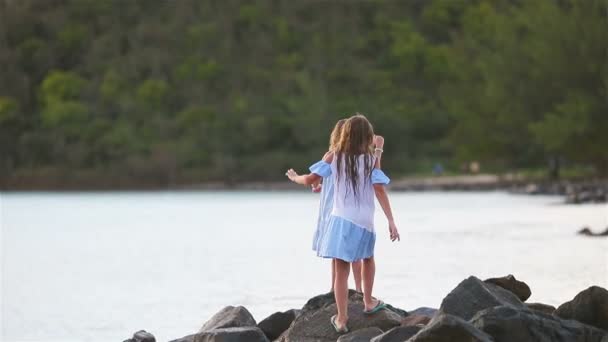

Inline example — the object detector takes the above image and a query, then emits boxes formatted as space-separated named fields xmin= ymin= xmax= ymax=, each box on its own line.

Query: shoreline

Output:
xmin=2 ymin=174 xmax=606 ymax=203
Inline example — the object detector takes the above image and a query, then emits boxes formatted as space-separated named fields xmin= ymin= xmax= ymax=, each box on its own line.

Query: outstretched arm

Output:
xmin=374 ymin=184 xmax=400 ymax=242
xmin=285 ymin=152 xmax=334 ymax=186
xmin=373 ymin=135 xmax=384 ymax=169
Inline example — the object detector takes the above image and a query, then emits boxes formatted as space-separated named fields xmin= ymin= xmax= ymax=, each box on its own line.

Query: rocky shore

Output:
xmin=124 ymin=275 xmax=608 ymax=342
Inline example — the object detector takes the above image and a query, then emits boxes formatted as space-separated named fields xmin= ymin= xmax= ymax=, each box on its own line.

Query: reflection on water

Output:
xmin=2 ymin=191 xmax=607 ymax=341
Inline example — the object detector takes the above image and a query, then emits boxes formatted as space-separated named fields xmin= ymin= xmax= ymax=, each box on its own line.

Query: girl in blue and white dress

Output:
xmin=286 ymin=114 xmax=399 ymax=334
xmin=309 ymin=119 xmax=386 ymax=293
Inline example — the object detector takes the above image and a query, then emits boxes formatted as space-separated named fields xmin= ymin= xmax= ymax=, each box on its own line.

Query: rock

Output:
xmin=439 ymin=275 xmax=526 ymax=320
xmin=408 ymin=307 xmax=438 ymax=318
xmin=257 ymin=309 xmax=299 ymax=341
xmin=408 ymin=313 xmax=493 ymax=342
xmin=337 ymin=327 xmax=384 ymax=342
xmin=370 ymin=326 xmax=421 ymax=341
xmin=200 ymin=306 xmax=256 ymax=331
xmin=401 ymin=314 xmax=431 ymax=327
xmin=555 ymin=286 xmax=608 ymax=331
xmin=169 ymin=335 xmax=195 ymax=342
xmin=471 ymin=305 xmax=608 ymax=342
xmin=578 ymin=227 xmax=608 ymax=237
xmin=525 ymin=302 xmax=556 ymax=315
xmin=301 ymin=290 xmax=362 ymax=313
xmin=280 ymin=300 xmax=405 ymax=342
xmin=193 ymin=327 xmax=269 ymax=342
xmin=484 ymin=274 xmax=531 ymax=302
xmin=124 ymin=330 xmax=156 ymax=342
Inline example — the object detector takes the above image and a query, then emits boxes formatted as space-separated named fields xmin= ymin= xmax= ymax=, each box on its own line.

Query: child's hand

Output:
xmin=389 ymin=220 xmax=400 ymax=242
xmin=311 ymin=183 xmax=322 ymax=193
xmin=285 ymin=169 xmax=298 ymax=182
xmin=374 ymin=135 xmax=385 ymax=149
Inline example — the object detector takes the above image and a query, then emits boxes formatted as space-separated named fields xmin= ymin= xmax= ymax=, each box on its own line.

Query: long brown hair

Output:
xmin=329 ymin=119 xmax=347 ymax=151
xmin=335 ymin=114 xmax=374 ymax=199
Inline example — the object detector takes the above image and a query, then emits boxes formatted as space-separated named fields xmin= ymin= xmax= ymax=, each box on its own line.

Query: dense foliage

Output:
xmin=0 ymin=0 xmax=606 ymax=188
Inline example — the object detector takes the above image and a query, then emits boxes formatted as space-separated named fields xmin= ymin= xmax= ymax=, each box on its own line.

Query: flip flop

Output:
xmin=330 ymin=314 xmax=349 ymax=334
xmin=363 ymin=300 xmax=387 ymax=315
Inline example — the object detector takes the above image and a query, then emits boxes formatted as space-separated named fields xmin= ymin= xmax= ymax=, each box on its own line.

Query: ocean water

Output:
xmin=1 ymin=191 xmax=607 ymax=342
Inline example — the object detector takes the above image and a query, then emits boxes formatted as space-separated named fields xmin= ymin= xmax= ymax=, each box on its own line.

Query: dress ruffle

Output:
xmin=316 ymin=215 xmax=376 ymax=262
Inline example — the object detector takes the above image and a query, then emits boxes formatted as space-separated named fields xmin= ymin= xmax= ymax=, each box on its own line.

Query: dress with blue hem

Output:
xmin=310 ymin=155 xmax=390 ymax=262
xmin=309 ymin=161 xmax=333 ymax=252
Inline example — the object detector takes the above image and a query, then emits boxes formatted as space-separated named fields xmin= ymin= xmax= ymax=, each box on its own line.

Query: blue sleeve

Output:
xmin=309 ymin=160 xmax=332 ymax=178
xmin=372 ymin=169 xmax=390 ymax=185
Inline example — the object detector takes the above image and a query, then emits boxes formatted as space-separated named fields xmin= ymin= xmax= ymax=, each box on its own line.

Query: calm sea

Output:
xmin=2 ymin=191 xmax=607 ymax=341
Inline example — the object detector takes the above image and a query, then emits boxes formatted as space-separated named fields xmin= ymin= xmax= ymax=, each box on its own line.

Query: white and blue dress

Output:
xmin=309 ymin=154 xmax=390 ymax=262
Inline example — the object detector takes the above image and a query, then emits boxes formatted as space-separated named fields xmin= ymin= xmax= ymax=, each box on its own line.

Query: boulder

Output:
xmin=484 ymin=274 xmax=531 ymax=301
xmin=471 ymin=305 xmax=608 ymax=342
xmin=123 ymin=330 xmax=156 ymax=342
xmin=439 ymin=276 xmax=526 ymax=320
xmin=408 ymin=307 xmax=438 ymax=318
xmin=525 ymin=302 xmax=556 ymax=315
xmin=200 ymin=306 xmax=256 ymax=331
xmin=280 ymin=301 xmax=404 ymax=342
xmin=401 ymin=314 xmax=431 ymax=327
xmin=168 ymin=335 xmax=195 ymax=342
xmin=337 ymin=327 xmax=384 ymax=342
xmin=257 ymin=309 xmax=299 ymax=341
xmin=408 ymin=313 xmax=493 ymax=342
xmin=555 ymin=286 xmax=608 ymax=331
xmin=370 ymin=326 xmax=421 ymax=341
xmin=578 ymin=227 xmax=608 ymax=237
xmin=301 ymin=290 xmax=362 ymax=313
xmin=193 ymin=327 xmax=269 ymax=342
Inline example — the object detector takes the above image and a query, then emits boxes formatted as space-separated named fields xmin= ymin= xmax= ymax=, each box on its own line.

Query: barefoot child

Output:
xmin=286 ymin=114 xmax=399 ymax=334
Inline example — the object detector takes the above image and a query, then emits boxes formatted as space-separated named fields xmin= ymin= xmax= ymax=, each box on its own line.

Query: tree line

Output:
xmin=0 ymin=0 xmax=606 ymax=188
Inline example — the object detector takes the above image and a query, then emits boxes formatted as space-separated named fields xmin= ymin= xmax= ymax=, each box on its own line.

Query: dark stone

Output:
xmin=168 ymin=335 xmax=195 ymax=342
xmin=578 ymin=227 xmax=608 ymax=237
xmin=401 ymin=314 xmax=431 ymax=327
xmin=257 ymin=309 xmax=299 ymax=341
xmin=193 ymin=327 xmax=269 ymax=342
xmin=555 ymin=286 xmax=608 ymax=331
xmin=200 ymin=306 xmax=257 ymax=331
xmin=280 ymin=300 xmax=404 ymax=342
xmin=408 ymin=313 xmax=493 ymax=342
xmin=525 ymin=302 xmax=556 ymax=315
xmin=301 ymin=290 xmax=362 ymax=313
xmin=439 ymin=275 xmax=526 ymax=320
xmin=370 ymin=326 xmax=421 ymax=342
xmin=471 ymin=305 xmax=608 ymax=342
xmin=124 ymin=330 xmax=156 ymax=342
xmin=337 ymin=327 xmax=384 ymax=342
xmin=408 ymin=307 xmax=438 ymax=318
xmin=484 ymin=274 xmax=531 ymax=302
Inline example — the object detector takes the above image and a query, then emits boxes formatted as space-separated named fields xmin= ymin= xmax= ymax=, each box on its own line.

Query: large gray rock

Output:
xmin=337 ymin=327 xmax=384 ymax=342
xmin=484 ymin=274 xmax=531 ymax=302
xmin=408 ymin=307 xmax=438 ymax=319
xmin=471 ymin=305 xmax=608 ymax=342
xmin=301 ymin=290 xmax=362 ymax=313
xmin=257 ymin=309 xmax=299 ymax=341
xmin=280 ymin=301 xmax=404 ymax=342
xmin=124 ymin=330 xmax=156 ymax=342
xmin=439 ymin=276 xmax=526 ymax=320
xmin=525 ymin=302 xmax=556 ymax=315
xmin=370 ymin=326 xmax=421 ymax=341
xmin=408 ymin=313 xmax=493 ymax=342
xmin=200 ymin=306 xmax=257 ymax=331
xmin=193 ymin=327 xmax=269 ymax=342
xmin=401 ymin=314 xmax=431 ymax=327
xmin=555 ymin=286 xmax=608 ymax=331
xmin=168 ymin=335 xmax=195 ymax=342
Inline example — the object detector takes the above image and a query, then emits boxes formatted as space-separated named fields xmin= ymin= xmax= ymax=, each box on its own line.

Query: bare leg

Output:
xmin=351 ymin=260 xmax=363 ymax=292
xmin=334 ymin=258 xmax=350 ymax=328
xmin=331 ymin=259 xmax=336 ymax=292
xmin=362 ymin=256 xmax=379 ymax=310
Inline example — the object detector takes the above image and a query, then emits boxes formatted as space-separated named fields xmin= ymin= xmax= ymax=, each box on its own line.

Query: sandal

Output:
xmin=330 ymin=314 xmax=349 ymax=334
xmin=363 ymin=300 xmax=387 ymax=315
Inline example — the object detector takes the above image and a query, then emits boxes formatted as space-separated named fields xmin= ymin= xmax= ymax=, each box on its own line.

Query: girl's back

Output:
xmin=331 ymin=154 xmax=376 ymax=231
